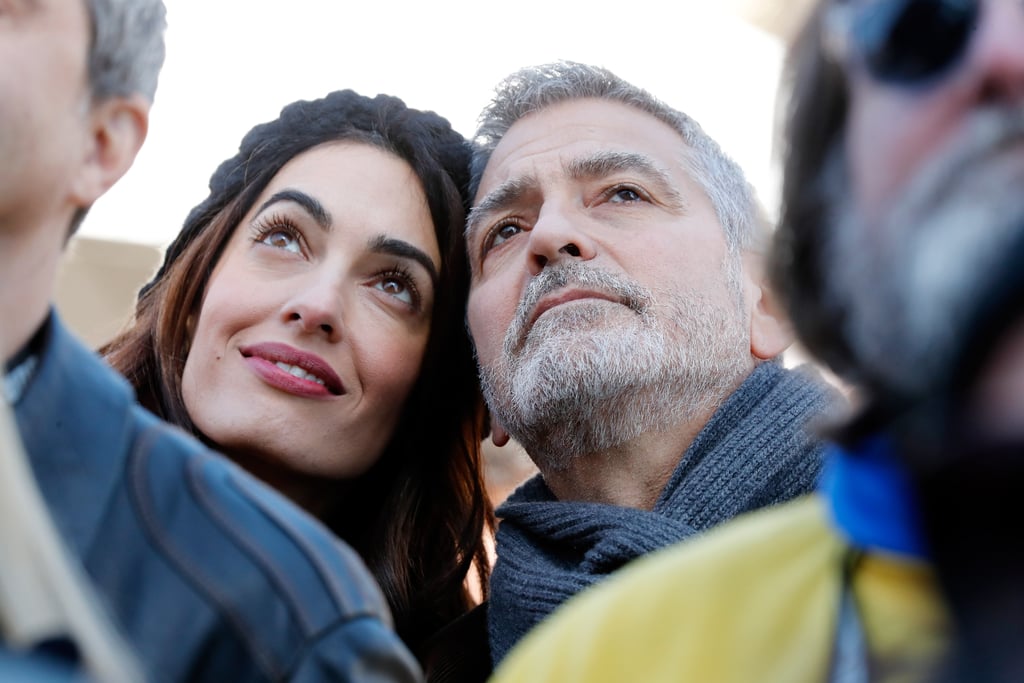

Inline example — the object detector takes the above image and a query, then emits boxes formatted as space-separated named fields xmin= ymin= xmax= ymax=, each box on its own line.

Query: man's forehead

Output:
xmin=466 ymin=149 xmax=686 ymax=242
xmin=477 ymin=149 xmax=678 ymax=204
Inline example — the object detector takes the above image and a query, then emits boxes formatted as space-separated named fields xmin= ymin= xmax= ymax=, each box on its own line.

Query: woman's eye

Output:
xmin=609 ymin=187 xmax=642 ymax=203
xmin=261 ymin=229 xmax=302 ymax=254
xmin=377 ymin=277 xmax=414 ymax=305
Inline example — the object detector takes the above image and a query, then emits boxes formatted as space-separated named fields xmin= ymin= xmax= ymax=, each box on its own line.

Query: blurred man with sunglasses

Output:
xmin=486 ymin=2 xmax=1024 ymax=682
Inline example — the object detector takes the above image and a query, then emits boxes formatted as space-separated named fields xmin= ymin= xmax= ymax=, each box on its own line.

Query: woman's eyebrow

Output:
xmin=255 ymin=189 xmax=332 ymax=230
xmin=368 ymin=234 xmax=440 ymax=289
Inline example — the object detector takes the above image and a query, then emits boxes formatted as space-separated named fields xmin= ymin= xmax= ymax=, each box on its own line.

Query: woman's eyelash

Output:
xmin=249 ymin=213 xmax=305 ymax=247
xmin=379 ymin=265 xmax=422 ymax=306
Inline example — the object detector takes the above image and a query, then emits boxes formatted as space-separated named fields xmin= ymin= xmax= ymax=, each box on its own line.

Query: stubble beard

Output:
xmin=479 ymin=261 xmax=751 ymax=473
xmin=822 ymin=104 xmax=1024 ymax=397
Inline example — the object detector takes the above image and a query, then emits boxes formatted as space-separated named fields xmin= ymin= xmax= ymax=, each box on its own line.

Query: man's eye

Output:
xmin=486 ymin=222 xmax=524 ymax=252
xmin=609 ymin=187 xmax=642 ymax=203
xmin=260 ymin=229 xmax=302 ymax=254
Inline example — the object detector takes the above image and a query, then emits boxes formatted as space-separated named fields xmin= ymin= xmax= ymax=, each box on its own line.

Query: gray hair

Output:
xmin=471 ymin=61 xmax=766 ymax=253
xmin=85 ymin=0 xmax=167 ymax=102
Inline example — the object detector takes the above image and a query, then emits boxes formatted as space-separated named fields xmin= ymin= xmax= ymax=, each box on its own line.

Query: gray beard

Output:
xmin=822 ymin=104 xmax=1024 ymax=397
xmin=479 ymin=261 xmax=750 ymax=472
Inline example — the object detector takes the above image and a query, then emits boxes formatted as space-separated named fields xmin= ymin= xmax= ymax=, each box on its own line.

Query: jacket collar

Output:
xmin=13 ymin=311 xmax=135 ymax=557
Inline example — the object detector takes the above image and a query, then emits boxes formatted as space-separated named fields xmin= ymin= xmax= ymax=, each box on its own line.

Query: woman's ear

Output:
xmin=743 ymin=251 xmax=794 ymax=361
xmin=69 ymin=94 xmax=150 ymax=209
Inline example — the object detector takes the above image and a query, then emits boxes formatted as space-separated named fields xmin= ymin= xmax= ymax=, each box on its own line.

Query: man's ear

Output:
xmin=491 ymin=420 xmax=511 ymax=447
xmin=69 ymin=94 xmax=150 ymax=208
xmin=743 ymin=251 xmax=794 ymax=360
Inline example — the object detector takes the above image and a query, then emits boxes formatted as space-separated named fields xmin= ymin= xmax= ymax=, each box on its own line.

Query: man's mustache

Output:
xmin=891 ymin=103 xmax=1024 ymax=227
xmin=839 ymin=101 xmax=1024 ymax=397
xmin=503 ymin=262 xmax=650 ymax=357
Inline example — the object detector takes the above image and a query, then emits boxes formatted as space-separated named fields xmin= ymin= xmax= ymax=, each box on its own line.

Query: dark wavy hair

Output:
xmin=102 ymin=89 xmax=494 ymax=654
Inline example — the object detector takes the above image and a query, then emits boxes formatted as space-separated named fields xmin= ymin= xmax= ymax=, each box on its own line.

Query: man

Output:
xmin=464 ymin=61 xmax=841 ymax=665
xmin=0 ymin=2 xmax=419 ymax=681
xmin=487 ymin=2 xmax=1024 ymax=682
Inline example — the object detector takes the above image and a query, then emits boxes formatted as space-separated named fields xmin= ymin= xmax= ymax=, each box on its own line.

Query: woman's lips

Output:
xmin=239 ymin=342 xmax=344 ymax=398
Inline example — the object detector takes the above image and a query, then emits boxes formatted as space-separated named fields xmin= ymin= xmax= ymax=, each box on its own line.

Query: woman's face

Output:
xmin=182 ymin=142 xmax=441 ymax=493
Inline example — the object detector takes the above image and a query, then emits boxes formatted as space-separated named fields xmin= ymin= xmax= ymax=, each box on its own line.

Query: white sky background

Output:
xmin=80 ymin=0 xmax=786 ymax=248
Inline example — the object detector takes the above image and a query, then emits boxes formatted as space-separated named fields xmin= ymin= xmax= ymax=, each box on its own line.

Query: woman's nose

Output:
xmin=282 ymin=273 xmax=344 ymax=342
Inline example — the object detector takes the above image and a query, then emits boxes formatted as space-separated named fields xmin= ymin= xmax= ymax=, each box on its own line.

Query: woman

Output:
xmin=103 ymin=90 xmax=493 ymax=659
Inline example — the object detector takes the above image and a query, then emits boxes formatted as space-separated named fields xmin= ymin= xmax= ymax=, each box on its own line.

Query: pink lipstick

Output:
xmin=239 ymin=342 xmax=344 ymax=398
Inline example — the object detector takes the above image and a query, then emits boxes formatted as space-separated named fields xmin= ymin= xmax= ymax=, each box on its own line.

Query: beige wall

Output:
xmin=728 ymin=0 xmax=816 ymax=40
xmin=55 ymin=236 xmax=162 ymax=350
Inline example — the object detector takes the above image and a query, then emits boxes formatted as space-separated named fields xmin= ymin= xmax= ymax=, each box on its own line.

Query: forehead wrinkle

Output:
xmin=565 ymin=150 xmax=688 ymax=211
xmin=466 ymin=174 xmax=539 ymax=242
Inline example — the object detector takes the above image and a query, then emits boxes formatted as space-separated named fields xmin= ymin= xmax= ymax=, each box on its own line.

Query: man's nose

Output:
xmin=526 ymin=204 xmax=597 ymax=276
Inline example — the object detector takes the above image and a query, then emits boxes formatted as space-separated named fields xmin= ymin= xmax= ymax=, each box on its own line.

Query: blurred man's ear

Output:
xmin=69 ymin=95 xmax=150 ymax=209
xmin=744 ymin=251 xmax=794 ymax=360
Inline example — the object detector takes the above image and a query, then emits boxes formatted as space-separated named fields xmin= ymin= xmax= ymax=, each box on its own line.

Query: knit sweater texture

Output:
xmin=487 ymin=362 xmax=841 ymax=664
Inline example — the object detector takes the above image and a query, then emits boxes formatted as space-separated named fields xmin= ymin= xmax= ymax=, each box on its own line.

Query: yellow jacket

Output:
xmin=489 ymin=495 xmax=950 ymax=683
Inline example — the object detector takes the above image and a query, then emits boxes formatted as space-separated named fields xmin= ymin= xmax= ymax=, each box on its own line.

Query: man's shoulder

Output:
xmin=131 ymin=407 xmax=390 ymax=622
xmin=491 ymin=495 xmax=844 ymax=683
xmin=116 ymin=407 xmax=414 ymax=678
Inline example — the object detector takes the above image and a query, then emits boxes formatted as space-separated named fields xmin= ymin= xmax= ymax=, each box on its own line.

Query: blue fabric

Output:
xmin=0 ymin=643 xmax=89 ymax=683
xmin=13 ymin=312 xmax=421 ymax=683
xmin=821 ymin=435 xmax=928 ymax=559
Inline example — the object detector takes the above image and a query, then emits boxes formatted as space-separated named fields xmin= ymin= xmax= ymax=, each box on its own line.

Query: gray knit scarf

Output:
xmin=487 ymin=362 xmax=841 ymax=664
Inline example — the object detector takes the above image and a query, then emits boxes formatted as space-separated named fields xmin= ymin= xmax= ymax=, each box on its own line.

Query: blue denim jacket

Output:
xmin=12 ymin=313 xmax=421 ymax=683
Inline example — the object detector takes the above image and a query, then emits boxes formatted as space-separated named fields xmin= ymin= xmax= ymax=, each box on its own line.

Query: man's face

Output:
xmin=0 ymin=0 xmax=92 ymax=234
xmin=844 ymin=0 xmax=1024 ymax=221
xmin=816 ymin=0 xmax=1024 ymax=393
xmin=465 ymin=99 xmax=761 ymax=468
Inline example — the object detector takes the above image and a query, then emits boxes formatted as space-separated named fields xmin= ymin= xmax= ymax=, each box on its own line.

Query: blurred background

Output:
xmin=57 ymin=0 xmax=816 ymax=501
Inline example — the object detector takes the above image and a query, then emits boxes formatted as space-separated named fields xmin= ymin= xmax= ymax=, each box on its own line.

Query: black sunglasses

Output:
xmin=825 ymin=0 xmax=981 ymax=86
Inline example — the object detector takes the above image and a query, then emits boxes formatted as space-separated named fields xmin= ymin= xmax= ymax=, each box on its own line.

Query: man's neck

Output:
xmin=0 ymin=225 xmax=63 ymax=364
xmin=539 ymin=411 xmax=713 ymax=510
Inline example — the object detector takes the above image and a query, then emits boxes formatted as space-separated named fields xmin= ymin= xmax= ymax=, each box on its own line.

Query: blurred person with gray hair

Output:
xmin=0 ymin=1 xmax=419 ymax=680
